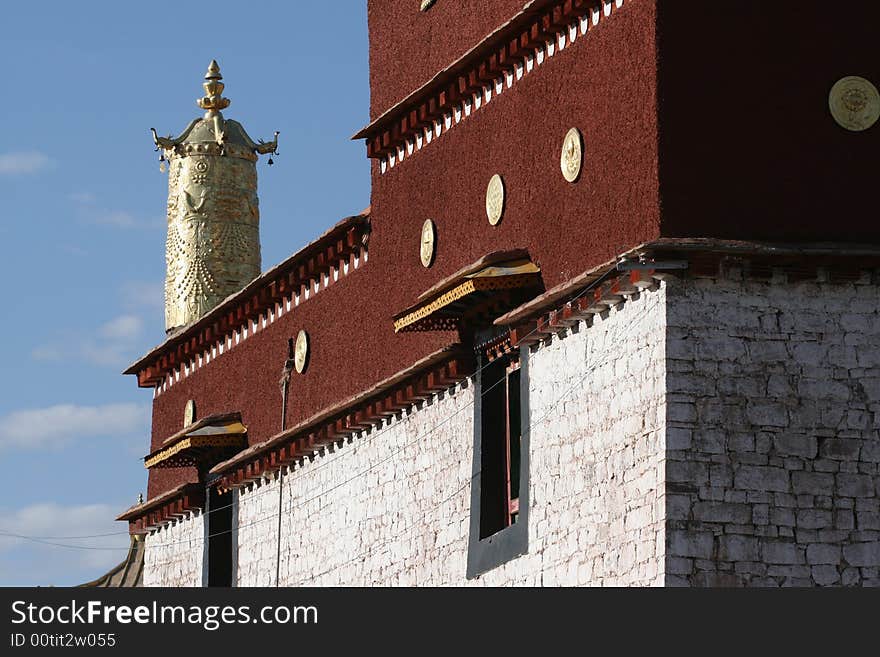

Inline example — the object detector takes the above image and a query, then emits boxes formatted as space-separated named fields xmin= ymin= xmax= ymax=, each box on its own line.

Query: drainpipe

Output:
xmin=275 ymin=338 xmax=296 ymax=587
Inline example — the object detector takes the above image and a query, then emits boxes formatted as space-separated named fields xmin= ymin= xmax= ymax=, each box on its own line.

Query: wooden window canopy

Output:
xmin=144 ymin=412 xmax=248 ymax=469
xmin=393 ymin=252 xmax=542 ymax=333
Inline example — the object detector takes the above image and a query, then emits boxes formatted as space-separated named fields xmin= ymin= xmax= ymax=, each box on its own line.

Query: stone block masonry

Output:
xmin=234 ymin=283 xmax=667 ymax=586
xmin=664 ymin=274 xmax=880 ymax=586
xmin=143 ymin=510 xmax=204 ymax=587
xmin=140 ymin=270 xmax=878 ymax=586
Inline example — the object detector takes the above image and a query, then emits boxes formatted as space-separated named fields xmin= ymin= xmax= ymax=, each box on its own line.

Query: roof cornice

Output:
xmin=353 ymin=0 xmax=604 ymax=162
xmin=124 ymin=211 xmax=370 ymax=389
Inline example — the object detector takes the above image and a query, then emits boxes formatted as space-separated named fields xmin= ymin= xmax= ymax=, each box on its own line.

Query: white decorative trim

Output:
xmin=155 ymin=241 xmax=371 ymax=397
xmin=379 ymin=1 xmax=626 ymax=174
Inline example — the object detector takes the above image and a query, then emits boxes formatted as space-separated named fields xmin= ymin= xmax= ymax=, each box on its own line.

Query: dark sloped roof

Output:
xmin=79 ymin=535 xmax=144 ymax=588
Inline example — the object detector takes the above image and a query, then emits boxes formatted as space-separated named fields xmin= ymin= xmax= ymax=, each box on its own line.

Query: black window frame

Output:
xmin=466 ymin=345 xmax=530 ymax=579
xmin=202 ymin=485 xmax=238 ymax=587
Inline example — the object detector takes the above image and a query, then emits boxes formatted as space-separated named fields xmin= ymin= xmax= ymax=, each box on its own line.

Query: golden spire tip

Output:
xmin=198 ymin=60 xmax=229 ymax=113
xmin=205 ymin=59 xmax=222 ymax=80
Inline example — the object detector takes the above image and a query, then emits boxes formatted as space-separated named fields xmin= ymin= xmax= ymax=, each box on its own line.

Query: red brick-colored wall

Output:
xmin=370 ymin=0 xmax=660 ymax=290
xmin=367 ymin=0 xmax=527 ymax=120
xmin=656 ymin=0 xmax=880 ymax=241
xmin=148 ymin=1 xmax=661 ymax=498
xmin=146 ymin=0 xmax=880 ymax=500
xmin=148 ymin=268 xmax=450 ymax=497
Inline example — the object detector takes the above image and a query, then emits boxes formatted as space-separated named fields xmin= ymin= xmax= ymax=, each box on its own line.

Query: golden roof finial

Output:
xmin=197 ymin=59 xmax=230 ymax=115
xmin=206 ymin=59 xmax=221 ymax=80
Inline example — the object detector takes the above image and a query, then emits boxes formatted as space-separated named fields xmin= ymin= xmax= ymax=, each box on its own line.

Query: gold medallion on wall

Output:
xmin=420 ymin=219 xmax=436 ymax=268
xmin=560 ymin=127 xmax=583 ymax=183
xmin=829 ymin=76 xmax=880 ymax=132
xmin=184 ymin=399 xmax=196 ymax=427
xmin=294 ymin=330 xmax=309 ymax=374
xmin=486 ymin=174 xmax=505 ymax=226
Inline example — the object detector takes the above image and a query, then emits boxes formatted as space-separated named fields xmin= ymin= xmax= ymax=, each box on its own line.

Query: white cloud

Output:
xmin=0 ymin=403 xmax=149 ymax=451
xmin=0 ymin=503 xmax=123 ymax=545
xmin=32 ymin=313 xmax=149 ymax=368
xmin=100 ymin=314 xmax=143 ymax=340
xmin=121 ymin=281 xmax=164 ymax=311
xmin=93 ymin=210 xmax=139 ymax=228
xmin=59 ymin=243 xmax=89 ymax=257
xmin=87 ymin=210 xmax=164 ymax=231
xmin=0 ymin=502 xmax=131 ymax=585
xmin=30 ymin=344 xmax=63 ymax=362
xmin=31 ymin=339 xmax=140 ymax=368
xmin=71 ymin=193 xmax=162 ymax=231
xmin=79 ymin=342 xmax=138 ymax=367
xmin=69 ymin=191 xmax=96 ymax=204
xmin=0 ymin=151 xmax=53 ymax=175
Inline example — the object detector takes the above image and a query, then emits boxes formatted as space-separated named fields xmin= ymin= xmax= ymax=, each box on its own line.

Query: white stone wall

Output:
xmin=143 ymin=511 xmax=204 ymax=587
xmin=237 ymin=385 xmax=474 ymax=587
xmin=522 ymin=283 xmax=667 ymax=586
xmin=664 ymin=274 xmax=880 ymax=586
xmin=141 ymin=271 xmax=880 ymax=587
xmin=235 ymin=284 xmax=667 ymax=586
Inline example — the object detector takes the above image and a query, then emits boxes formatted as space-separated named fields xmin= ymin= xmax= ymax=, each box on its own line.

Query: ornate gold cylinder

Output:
xmin=153 ymin=61 xmax=277 ymax=333
xmin=164 ymin=143 xmax=261 ymax=331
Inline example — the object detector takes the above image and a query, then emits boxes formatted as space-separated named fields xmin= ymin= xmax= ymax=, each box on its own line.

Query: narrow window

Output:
xmin=506 ymin=365 xmax=521 ymax=525
xmin=467 ymin=347 xmax=530 ymax=578
xmin=207 ymin=487 xmax=233 ymax=587
xmin=479 ymin=359 xmax=522 ymax=538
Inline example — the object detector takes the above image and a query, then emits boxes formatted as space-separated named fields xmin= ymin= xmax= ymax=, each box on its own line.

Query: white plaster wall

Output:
xmin=235 ymin=284 xmax=667 ymax=586
xmin=664 ymin=274 xmax=880 ymax=586
xmin=522 ymin=283 xmax=666 ymax=586
xmin=140 ymin=272 xmax=880 ymax=587
xmin=143 ymin=511 xmax=204 ymax=587
xmin=237 ymin=385 xmax=474 ymax=587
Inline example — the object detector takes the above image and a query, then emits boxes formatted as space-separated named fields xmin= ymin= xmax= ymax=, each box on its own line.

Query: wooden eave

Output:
xmin=158 ymin=412 xmax=243 ymax=446
xmin=493 ymin=246 xmax=640 ymax=327
xmin=495 ymin=238 xmax=880 ymax=349
xmin=116 ymin=483 xmax=206 ymax=533
xmin=393 ymin=251 xmax=542 ymax=333
xmin=143 ymin=412 xmax=247 ymax=470
xmin=124 ymin=211 xmax=370 ymax=388
xmin=646 ymin=238 xmax=880 ymax=259
xmin=208 ymin=344 xmax=473 ymax=490
xmin=353 ymin=0 xmax=598 ymax=158
xmin=415 ymin=249 xmax=531 ymax=301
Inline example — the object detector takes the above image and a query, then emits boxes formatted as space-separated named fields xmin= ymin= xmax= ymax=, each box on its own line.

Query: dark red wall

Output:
xmin=371 ymin=0 xmax=660 ymax=294
xmin=147 ymin=0 xmax=880 ymax=498
xmin=148 ymin=0 xmax=660 ymax=498
xmin=148 ymin=269 xmax=449 ymax=497
xmin=367 ymin=0 xmax=529 ymax=120
xmin=656 ymin=0 xmax=880 ymax=242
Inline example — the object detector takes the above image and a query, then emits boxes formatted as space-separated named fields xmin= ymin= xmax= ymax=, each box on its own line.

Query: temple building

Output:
xmin=105 ymin=1 xmax=879 ymax=586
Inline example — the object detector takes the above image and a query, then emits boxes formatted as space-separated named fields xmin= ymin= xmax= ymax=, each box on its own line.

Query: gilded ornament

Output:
xmin=485 ymin=174 xmax=505 ymax=226
xmin=420 ymin=219 xmax=436 ymax=268
xmin=560 ymin=127 xmax=583 ymax=183
xmin=829 ymin=76 xmax=879 ymax=132
xmin=151 ymin=60 xmax=279 ymax=332
xmin=184 ymin=399 xmax=196 ymax=427
xmin=294 ymin=330 xmax=309 ymax=374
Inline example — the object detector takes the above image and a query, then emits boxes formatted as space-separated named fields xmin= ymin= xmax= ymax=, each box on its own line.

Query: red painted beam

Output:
xmin=510 ymin=320 xmax=540 ymax=346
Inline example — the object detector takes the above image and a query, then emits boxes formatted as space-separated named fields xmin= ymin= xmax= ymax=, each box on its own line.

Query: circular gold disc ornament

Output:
xmin=486 ymin=174 xmax=505 ymax=225
xmin=560 ymin=127 xmax=583 ymax=183
xmin=184 ymin=399 xmax=196 ymax=427
xmin=829 ymin=76 xmax=880 ymax=132
xmin=420 ymin=219 xmax=436 ymax=268
xmin=294 ymin=329 xmax=309 ymax=374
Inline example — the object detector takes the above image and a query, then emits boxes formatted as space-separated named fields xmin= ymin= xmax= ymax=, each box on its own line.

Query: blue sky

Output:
xmin=0 ymin=0 xmax=370 ymax=585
